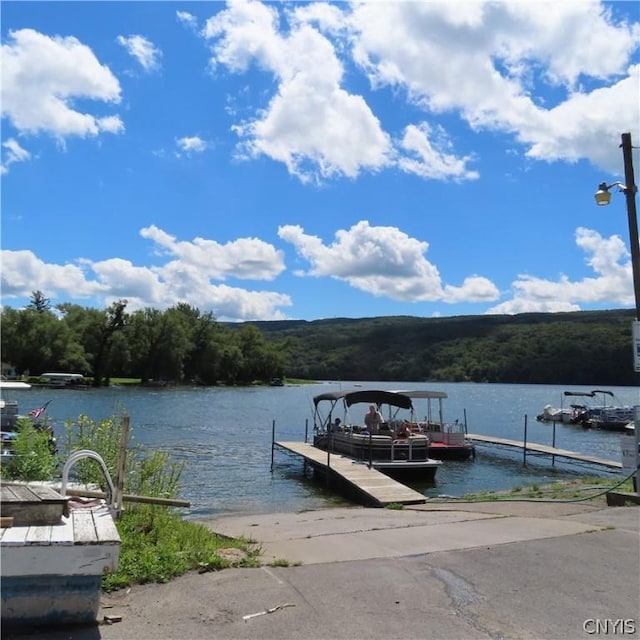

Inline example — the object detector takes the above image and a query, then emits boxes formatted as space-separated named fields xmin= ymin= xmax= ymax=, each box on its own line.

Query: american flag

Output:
xmin=28 ymin=401 xmax=51 ymax=420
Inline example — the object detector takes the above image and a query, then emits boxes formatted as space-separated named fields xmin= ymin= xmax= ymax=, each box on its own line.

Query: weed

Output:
xmin=268 ymin=559 xmax=301 ymax=567
xmin=103 ymin=504 xmax=258 ymax=590
xmin=1 ymin=419 xmax=58 ymax=480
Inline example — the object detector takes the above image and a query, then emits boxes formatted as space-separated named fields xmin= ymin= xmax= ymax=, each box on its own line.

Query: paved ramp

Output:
xmin=210 ymin=506 xmax=608 ymax=565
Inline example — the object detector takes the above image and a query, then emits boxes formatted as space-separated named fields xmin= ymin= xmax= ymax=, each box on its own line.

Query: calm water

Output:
xmin=8 ymin=381 xmax=640 ymax=519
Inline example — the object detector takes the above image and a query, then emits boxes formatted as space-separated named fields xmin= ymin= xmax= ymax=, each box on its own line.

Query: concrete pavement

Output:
xmin=4 ymin=500 xmax=639 ymax=639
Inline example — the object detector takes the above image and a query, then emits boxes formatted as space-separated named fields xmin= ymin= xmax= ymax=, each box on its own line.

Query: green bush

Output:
xmin=1 ymin=419 xmax=58 ymax=480
xmin=103 ymin=504 xmax=259 ymax=591
xmin=62 ymin=411 xmax=183 ymax=499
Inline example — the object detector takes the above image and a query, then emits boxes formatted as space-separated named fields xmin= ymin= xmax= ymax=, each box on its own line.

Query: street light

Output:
xmin=594 ymin=181 xmax=626 ymax=206
xmin=595 ymin=131 xmax=640 ymax=497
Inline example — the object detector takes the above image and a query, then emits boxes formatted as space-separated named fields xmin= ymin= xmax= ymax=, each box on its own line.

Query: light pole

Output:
xmin=595 ymin=131 xmax=640 ymax=497
xmin=594 ymin=133 xmax=640 ymax=319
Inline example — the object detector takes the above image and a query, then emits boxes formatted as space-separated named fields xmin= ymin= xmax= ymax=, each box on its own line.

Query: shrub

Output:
xmin=1 ymin=419 xmax=58 ymax=480
xmin=62 ymin=410 xmax=184 ymax=499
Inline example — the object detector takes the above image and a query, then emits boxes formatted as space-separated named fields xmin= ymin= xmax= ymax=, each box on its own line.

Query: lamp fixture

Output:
xmin=594 ymin=181 xmax=627 ymax=206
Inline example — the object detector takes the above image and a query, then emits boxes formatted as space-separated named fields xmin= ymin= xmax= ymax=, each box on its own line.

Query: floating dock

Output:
xmin=467 ymin=434 xmax=622 ymax=469
xmin=274 ymin=441 xmax=426 ymax=506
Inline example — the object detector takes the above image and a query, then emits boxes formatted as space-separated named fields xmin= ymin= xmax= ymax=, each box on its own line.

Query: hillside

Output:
xmin=247 ymin=309 xmax=640 ymax=385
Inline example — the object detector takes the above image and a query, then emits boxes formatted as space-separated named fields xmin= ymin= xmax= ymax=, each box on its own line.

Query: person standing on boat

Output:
xmin=364 ymin=404 xmax=383 ymax=431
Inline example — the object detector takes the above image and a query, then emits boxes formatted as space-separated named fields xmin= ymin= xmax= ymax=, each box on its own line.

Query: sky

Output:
xmin=1 ymin=1 xmax=639 ymax=323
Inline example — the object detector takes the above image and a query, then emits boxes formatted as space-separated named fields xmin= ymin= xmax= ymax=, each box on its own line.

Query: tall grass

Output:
xmin=1 ymin=418 xmax=58 ymax=480
xmin=62 ymin=410 xmax=183 ymax=499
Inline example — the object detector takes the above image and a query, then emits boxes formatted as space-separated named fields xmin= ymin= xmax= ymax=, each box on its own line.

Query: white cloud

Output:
xmin=204 ymin=0 xmax=394 ymax=183
xmin=0 ymin=250 xmax=104 ymax=299
xmin=522 ymin=66 xmax=640 ymax=172
xmin=0 ymin=227 xmax=292 ymax=321
xmin=278 ymin=220 xmax=499 ymax=303
xmin=202 ymin=1 xmax=638 ymax=182
xmin=176 ymin=136 xmax=208 ymax=154
xmin=139 ymin=225 xmax=285 ymax=280
xmin=1 ymin=28 xmax=124 ymax=139
xmin=1 ymin=138 xmax=31 ymax=175
xmin=397 ymin=123 xmax=479 ymax=181
xmin=487 ymin=227 xmax=634 ymax=314
xmin=177 ymin=11 xmax=199 ymax=32
xmin=116 ymin=34 xmax=162 ymax=72
xmin=347 ymin=1 xmax=639 ymax=174
xmin=1 ymin=222 xmax=636 ymax=320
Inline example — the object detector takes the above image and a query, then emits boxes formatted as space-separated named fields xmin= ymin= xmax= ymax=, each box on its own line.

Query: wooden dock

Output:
xmin=467 ymin=434 xmax=622 ymax=469
xmin=274 ymin=441 xmax=426 ymax=506
xmin=1 ymin=483 xmax=121 ymax=628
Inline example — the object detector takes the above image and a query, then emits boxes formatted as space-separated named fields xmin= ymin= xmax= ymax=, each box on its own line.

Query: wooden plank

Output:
xmin=27 ymin=484 xmax=67 ymax=501
xmin=4 ymin=484 xmax=39 ymax=501
xmin=25 ymin=525 xmax=52 ymax=544
xmin=0 ymin=525 xmax=28 ymax=545
xmin=1 ymin=485 xmax=25 ymax=502
xmin=92 ymin=508 xmax=121 ymax=543
xmin=50 ymin=517 xmax=75 ymax=544
xmin=73 ymin=511 xmax=97 ymax=544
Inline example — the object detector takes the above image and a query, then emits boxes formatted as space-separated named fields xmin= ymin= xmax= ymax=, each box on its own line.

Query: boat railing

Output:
xmin=60 ymin=449 xmax=119 ymax=517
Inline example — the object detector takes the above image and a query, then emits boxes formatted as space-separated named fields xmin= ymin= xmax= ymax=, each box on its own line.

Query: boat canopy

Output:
xmin=563 ymin=391 xmax=595 ymax=398
xmin=313 ymin=389 xmax=413 ymax=410
xmin=0 ymin=381 xmax=31 ymax=390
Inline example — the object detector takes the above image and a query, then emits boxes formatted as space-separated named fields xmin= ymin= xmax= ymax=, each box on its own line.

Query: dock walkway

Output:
xmin=274 ymin=441 xmax=426 ymax=506
xmin=467 ymin=434 xmax=622 ymax=469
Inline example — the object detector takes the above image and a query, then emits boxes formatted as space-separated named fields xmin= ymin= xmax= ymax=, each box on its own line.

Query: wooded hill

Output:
xmin=248 ymin=309 xmax=640 ymax=386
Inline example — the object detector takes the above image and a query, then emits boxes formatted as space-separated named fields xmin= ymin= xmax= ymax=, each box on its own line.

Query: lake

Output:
xmin=8 ymin=381 xmax=640 ymax=519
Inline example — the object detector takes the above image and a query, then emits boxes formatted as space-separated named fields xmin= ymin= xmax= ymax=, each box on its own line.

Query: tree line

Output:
xmin=0 ymin=292 xmax=285 ymax=386
xmin=1 ymin=292 xmax=638 ymax=386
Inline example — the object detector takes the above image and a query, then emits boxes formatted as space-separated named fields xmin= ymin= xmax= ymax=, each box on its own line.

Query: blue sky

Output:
xmin=1 ymin=1 xmax=639 ymax=322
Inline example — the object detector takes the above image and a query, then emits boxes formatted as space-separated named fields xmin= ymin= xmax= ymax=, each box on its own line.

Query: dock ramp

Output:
xmin=274 ymin=441 xmax=426 ymax=507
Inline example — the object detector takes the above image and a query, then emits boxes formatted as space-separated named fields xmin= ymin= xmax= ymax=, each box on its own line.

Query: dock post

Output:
xmin=551 ymin=420 xmax=557 ymax=466
xmin=523 ymin=414 xmax=528 ymax=466
xmin=326 ymin=447 xmax=331 ymax=487
xmin=634 ymin=406 xmax=640 ymax=494
xmin=270 ymin=420 xmax=275 ymax=472
xmin=115 ymin=414 xmax=129 ymax=513
xmin=304 ymin=418 xmax=308 ymax=444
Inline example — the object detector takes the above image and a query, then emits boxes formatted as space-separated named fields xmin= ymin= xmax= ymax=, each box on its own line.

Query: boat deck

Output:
xmin=274 ymin=441 xmax=426 ymax=506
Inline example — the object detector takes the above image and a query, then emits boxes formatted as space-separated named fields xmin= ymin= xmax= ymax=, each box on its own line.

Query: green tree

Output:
xmin=0 ymin=307 xmax=88 ymax=375
xmin=27 ymin=290 xmax=51 ymax=313
xmin=126 ymin=308 xmax=191 ymax=383
xmin=58 ymin=301 xmax=128 ymax=386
